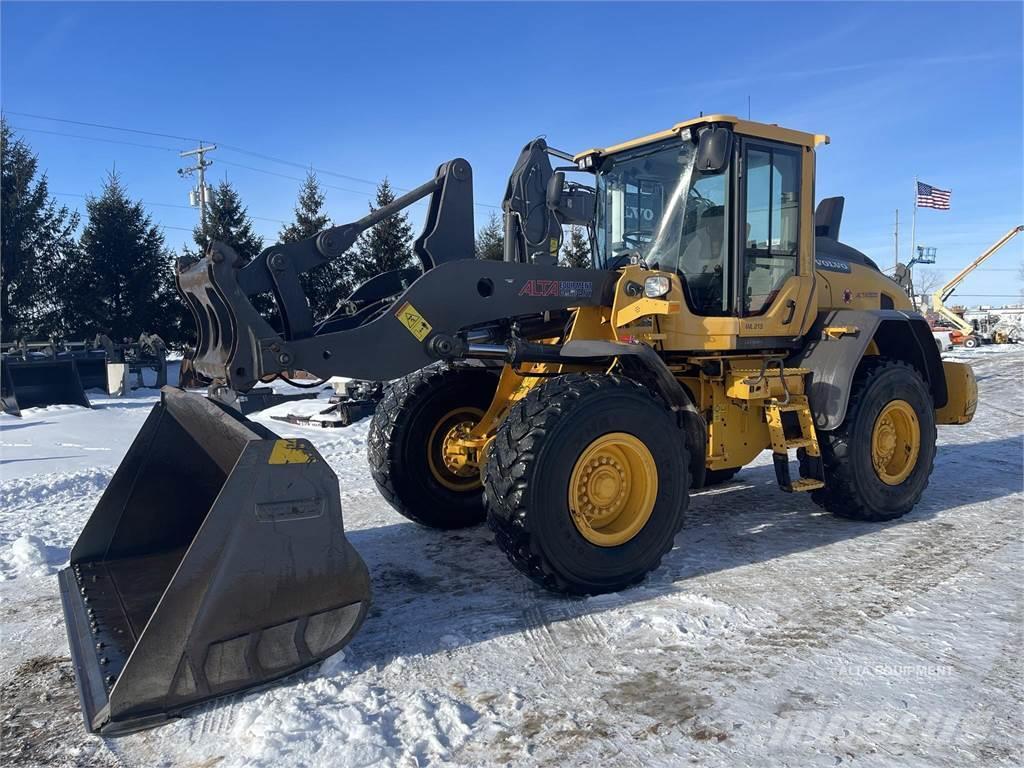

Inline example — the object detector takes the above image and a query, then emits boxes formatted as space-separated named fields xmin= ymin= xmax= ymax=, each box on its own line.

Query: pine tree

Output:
xmin=188 ymin=179 xmax=273 ymax=319
xmin=64 ymin=172 xmax=178 ymax=340
xmin=279 ymin=172 xmax=349 ymax=319
xmin=560 ymin=225 xmax=591 ymax=268
xmin=1 ymin=120 xmax=80 ymax=341
xmin=349 ymin=178 xmax=414 ymax=285
xmin=192 ymin=180 xmax=264 ymax=263
xmin=475 ymin=211 xmax=504 ymax=260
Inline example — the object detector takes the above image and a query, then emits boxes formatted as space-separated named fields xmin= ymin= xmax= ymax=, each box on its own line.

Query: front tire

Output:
xmin=368 ymin=363 xmax=497 ymax=529
xmin=809 ymin=359 xmax=936 ymax=521
xmin=484 ymin=373 xmax=689 ymax=595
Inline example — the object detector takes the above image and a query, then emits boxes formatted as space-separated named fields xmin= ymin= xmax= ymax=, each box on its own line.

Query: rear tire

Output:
xmin=808 ymin=359 xmax=936 ymax=522
xmin=368 ymin=363 xmax=497 ymax=529
xmin=963 ymin=336 xmax=980 ymax=349
xmin=484 ymin=373 xmax=689 ymax=595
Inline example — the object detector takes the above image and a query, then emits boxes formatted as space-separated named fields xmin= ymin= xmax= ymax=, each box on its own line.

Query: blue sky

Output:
xmin=2 ymin=1 xmax=1021 ymax=303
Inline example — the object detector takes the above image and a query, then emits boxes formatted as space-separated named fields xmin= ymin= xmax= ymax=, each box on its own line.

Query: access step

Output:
xmin=765 ymin=395 xmax=825 ymax=493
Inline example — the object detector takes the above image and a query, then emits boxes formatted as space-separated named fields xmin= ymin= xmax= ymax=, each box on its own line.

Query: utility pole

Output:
xmin=894 ymin=208 xmax=899 ymax=268
xmin=178 ymin=143 xmax=217 ymax=237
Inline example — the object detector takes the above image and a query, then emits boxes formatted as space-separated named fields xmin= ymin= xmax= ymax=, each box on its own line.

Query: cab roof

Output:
xmin=573 ymin=114 xmax=829 ymax=163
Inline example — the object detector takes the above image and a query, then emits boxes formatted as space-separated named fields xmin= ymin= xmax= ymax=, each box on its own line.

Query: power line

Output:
xmin=9 ymin=125 xmax=180 ymax=153
xmin=217 ymin=159 xmax=375 ymax=197
xmin=5 ymin=110 xmax=199 ymax=143
xmin=217 ymin=143 xmax=382 ymax=187
xmin=55 ymin=191 xmax=288 ymax=224
xmin=7 ymin=112 xmax=501 ymax=210
xmin=6 ymin=108 xmax=381 ymax=187
xmin=17 ymin=125 xmax=378 ymax=202
xmin=217 ymin=157 xmax=500 ymax=210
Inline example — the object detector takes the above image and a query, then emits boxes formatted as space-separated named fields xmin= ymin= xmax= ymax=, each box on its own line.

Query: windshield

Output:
xmin=595 ymin=139 xmax=730 ymax=316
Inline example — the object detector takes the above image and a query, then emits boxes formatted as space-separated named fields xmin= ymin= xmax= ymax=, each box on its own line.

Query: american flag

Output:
xmin=916 ymin=181 xmax=951 ymax=210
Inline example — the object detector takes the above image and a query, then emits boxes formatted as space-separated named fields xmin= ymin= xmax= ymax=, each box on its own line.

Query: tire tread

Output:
xmin=484 ymin=372 xmax=687 ymax=594
xmin=808 ymin=358 xmax=936 ymax=521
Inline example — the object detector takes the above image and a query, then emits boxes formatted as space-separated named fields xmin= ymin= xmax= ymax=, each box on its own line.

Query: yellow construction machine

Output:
xmin=929 ymin=225 xmax=1023 ymax=348
xmin=59 ymin=115 xmax=978 ymax=734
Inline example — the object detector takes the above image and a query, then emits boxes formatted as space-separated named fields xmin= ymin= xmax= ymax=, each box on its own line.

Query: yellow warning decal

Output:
xmin=395 ymin=301 xmax=432 ymax=341
xmin=268 ymin=439 xmax=316 ymax=465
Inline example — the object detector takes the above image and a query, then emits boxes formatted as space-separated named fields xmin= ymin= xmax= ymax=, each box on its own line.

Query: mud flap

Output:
xmin=1 ymin=358 xmax=91 ymax=416
xmin=57 ymin=387 xmax=371 ymax=734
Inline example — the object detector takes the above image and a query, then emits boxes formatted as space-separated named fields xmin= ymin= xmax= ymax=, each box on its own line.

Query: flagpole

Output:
xmin=910 ymin=176 xmax=918 ymax=306
xmin=910 ymin=176 xmax=918 ymax=267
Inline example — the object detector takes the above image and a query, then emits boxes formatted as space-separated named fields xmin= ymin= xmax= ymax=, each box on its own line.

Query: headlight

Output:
xmin=643 ymin=275 xmax=671 ymax=298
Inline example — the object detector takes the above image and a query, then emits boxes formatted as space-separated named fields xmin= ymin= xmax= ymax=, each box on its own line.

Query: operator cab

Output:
xmin=577 ymin=116 xmax=825 ymax=331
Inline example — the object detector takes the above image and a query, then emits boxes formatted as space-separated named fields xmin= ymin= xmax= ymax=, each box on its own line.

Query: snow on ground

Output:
xmin=1 ymin=347 xmax=1022 ymax=767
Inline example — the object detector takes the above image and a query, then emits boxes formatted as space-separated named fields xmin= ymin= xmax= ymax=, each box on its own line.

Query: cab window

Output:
xmin=594 ymin=139 xmax=731 ymax=317
xmin=742 ymin=145 xmax=801 ymax=316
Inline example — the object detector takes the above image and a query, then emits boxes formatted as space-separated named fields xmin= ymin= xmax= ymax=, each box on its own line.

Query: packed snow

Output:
xmin=1 ymin=346 xmax=1021 ymax=767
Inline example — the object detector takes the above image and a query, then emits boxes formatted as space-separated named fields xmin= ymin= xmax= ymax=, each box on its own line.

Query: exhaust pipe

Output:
xmin=58 ymin=387 xmax=371 ymax=734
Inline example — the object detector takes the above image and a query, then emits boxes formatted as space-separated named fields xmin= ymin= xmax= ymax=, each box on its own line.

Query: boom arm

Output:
xmin=177 ymin=155 xmax=614 ymax=392
xmin=932 ymin=225 xmax=1023 ymax=334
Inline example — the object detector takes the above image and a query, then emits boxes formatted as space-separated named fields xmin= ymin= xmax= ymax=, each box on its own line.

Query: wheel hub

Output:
xmin=870 ymin=400 xmax=921 ymax=486
xmin=427 ymin=407 xmax=485 ymax=492
xmin=576 ymin=455 xmax=629 ymax=525
xmin=441 ymin=421 xmax=479 ymax=477
xmin=568 ymin=433 xmax=658 ymax=547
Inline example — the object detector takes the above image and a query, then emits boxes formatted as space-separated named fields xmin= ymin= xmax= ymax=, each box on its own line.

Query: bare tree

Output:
xmin=915 ymin=269 xmax=945 ymax=298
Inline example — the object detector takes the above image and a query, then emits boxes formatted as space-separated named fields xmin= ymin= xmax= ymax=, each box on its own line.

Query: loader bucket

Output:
xmin=1 ymin=358 xmax=91 ymax=416
xmin=70 ymin=354 xmax=109 ymax=392
xmin=57 ymin=387 xmax=371 ymax=734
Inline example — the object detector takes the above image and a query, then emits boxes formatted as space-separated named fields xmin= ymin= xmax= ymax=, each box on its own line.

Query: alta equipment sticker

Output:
xmin=518 ymin=279 xmax=594 ymax=298
xmin=395 ymin=301 xmax=433 ymax=341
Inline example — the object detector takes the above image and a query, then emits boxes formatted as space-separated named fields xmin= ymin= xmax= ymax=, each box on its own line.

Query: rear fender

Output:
xmin=792 ymin=310 xmax=948 ymax=430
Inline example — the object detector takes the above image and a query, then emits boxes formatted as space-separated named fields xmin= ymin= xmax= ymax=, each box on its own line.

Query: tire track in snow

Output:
xmin=512 ymin=591 xmax=652 ymax=765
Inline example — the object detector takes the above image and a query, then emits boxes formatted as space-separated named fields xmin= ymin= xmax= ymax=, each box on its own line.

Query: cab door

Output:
xmin=734 ymin=138 xmax=816 ymax=342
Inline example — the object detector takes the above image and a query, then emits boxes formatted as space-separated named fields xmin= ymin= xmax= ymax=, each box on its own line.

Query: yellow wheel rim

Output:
xmin=427 ymin=407 xmax=485 ymax=492
xmin=870 ymin=400 xmax=920 ymax=486
xmin=568 ymin=432 xmax=658 ymax=547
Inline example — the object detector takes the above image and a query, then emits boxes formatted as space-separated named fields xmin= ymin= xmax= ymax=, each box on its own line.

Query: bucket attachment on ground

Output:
xmin=1 ymin=358 xmax=91 ymax=416
xmin=70 ymin=353 xmax=109 ymax=392
xmin=57 ymin=387 xmax=371 ymax=734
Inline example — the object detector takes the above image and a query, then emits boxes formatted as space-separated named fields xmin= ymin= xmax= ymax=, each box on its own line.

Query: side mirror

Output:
xmin=695 ymin=126 xmax=733 ymax=173
xmin=546 ymin=171 xmax=565 ymax=209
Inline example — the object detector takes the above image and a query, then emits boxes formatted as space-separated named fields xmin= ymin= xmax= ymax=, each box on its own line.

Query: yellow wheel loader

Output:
xmin=59 ymin=116 xmax=978 ymax=733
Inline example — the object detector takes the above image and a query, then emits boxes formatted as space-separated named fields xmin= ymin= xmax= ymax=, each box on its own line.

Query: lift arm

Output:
xmin=177 ymin=154 xmax=613 ymax=392
xmin=931 ymin=225 xmax=1023 ymax=334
